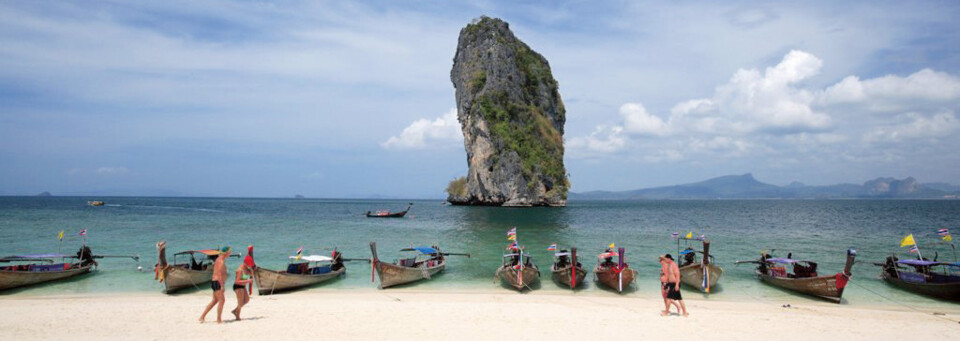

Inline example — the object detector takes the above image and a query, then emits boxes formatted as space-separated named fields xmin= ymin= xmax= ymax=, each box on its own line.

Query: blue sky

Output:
xmin=1 ymin=1 xmax=958 ymax=198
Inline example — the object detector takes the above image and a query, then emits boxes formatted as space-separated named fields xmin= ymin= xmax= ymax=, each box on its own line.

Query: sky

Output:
xmin=0 ymin=1 xmax=959 ymax=198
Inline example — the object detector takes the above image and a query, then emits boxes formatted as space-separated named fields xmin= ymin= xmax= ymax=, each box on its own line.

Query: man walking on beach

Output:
xmin=660 ymin=254 xmax=688 ymax=317
xmin=200 ymin=247 xmax=231 ymax=323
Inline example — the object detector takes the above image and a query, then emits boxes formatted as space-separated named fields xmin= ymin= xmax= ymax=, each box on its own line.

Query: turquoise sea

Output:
xmin=1 ymin=197 xmax=959 ymax=311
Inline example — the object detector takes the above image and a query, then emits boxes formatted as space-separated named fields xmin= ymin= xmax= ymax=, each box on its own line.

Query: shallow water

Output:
xmin=1 ymin=197 xmax=959 ymax=311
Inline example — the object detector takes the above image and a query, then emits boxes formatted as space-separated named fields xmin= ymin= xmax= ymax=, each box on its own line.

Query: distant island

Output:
xmin=570 ymin=173 xmax=960 ymax=200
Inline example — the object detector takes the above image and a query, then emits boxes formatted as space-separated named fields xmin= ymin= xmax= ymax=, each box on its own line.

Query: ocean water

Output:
xmin=1 ymin=196 xmax=959 ymax=311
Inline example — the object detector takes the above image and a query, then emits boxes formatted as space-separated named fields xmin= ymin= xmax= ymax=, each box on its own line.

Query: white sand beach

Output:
xmin=1 ymin=290 xmax=957 ymax=340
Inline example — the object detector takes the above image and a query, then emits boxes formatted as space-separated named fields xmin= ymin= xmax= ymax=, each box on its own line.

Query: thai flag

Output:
xmin=938 ymin=228 xmax=950 ymax=236
xmin=547 ymin=243 xmax=557 ymax=251
xmin=507 ymin=242 xmax=518 ymax=249
xmin=296 ymin=246 xmax=303 ymax=255
xmin=79 ymin=229 xmax=87 ymax=236
xmin=671 ymin=232 xmax=679 ymax=238
xmin=909 ymin=245 xmax=919 ymax=253
xmin=506 ymin=227 xmax=517 ymax=236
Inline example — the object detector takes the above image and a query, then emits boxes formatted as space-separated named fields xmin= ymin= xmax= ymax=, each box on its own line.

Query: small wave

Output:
xmin=121 ymin=205 xmax=225 ymax=213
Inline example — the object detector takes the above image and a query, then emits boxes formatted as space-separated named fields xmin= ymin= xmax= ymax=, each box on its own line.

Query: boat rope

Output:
xmin=848 ymin=279 xmax=960 ymax=324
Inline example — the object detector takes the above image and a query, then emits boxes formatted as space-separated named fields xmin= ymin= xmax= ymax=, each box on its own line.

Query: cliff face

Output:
xmin=448 ymin=17 xmax=568 ymax=207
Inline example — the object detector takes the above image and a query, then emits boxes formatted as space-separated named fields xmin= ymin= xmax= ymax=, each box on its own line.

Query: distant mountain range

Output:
xmin=570 ymin=173 xmax=960 ymax=200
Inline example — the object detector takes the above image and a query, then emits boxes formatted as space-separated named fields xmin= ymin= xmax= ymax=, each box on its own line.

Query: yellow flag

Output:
xmin=900 ymin=234 xmax=915 ymax=247
xmin=685 ymin=232 xmax=693 ymax=239
xmin=944 ymin=235 xmax=953 ymax=242
xmin=608 ymin=243 xmax=615 ymax=249
xmin=507 ymin=234 xmax=516 ymax=241
xmin=58 ymin=230 xmax=64 ymax=241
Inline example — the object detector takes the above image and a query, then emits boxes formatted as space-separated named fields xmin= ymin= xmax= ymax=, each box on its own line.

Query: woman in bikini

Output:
xmin=231 ymin=263 xmax=253 ymax=320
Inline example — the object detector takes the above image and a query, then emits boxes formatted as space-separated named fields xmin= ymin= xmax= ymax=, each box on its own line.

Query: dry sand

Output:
xmin=1 ymin=290 xmax=958 ymax=340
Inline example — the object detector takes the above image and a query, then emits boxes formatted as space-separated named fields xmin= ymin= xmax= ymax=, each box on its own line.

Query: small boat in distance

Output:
xmin=594 ymin=247 xmax=636 ymax=293
xmin=365 ymin=203 xmax=412 ymax=218
xmin=255 ymin=248 xmax=368 ymax=295
xmin=88 ymin=201 xmax=105 ymax=206
xmin=875 ymin=256 xmax=960 ymax=301
xmin=369 ymin=242 xmax=469 ymax=289
xmin=496 ymin=246 xmax=540 ymax=291
xmin=673 ymin=234 xmax=724 ymax=294
xmin=736 ymin=249 xmax=856 ymax=303
xmin=154 ymin=242 xmax=237 ymax=294
xmin=550 ymin=246 xmax=586 ymax=289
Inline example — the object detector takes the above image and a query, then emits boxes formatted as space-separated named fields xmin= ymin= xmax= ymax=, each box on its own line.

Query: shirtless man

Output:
xmin=200 ymin=246 xmax=231 ymax=323
xmin=659 ymin=255 xmax=681 ymax=315
xmin=662 ymin=254 xmax=688 ymax=317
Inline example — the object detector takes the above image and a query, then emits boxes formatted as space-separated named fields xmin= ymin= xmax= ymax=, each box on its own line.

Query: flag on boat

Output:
xmin=547 ymin=244 xmax=557 ymax=251
xmin=671 ymin=232 xmax=679 ymax=238
xmin=909 ymin=245 xmax=919 ymax=253
xmin=296 ymin=246 xmax=303 ymax=260
xmin=699 ymin=234 xmax=706 ymax=241
xmin=685 ymin=232 xmax=693 ymax=239
xmin=900 ymin=234 xmax=916 ymax=247
xmin=608 ymin=243 xmax=615 ymax=249
xmin=507 ymin=242 xmax=518 ymax=249
xmin=506 ymin=227 xmax=516 ymax=236
xmin=507 ymin=234 xmax=516 ymax=241
xmin=939 ymin=228 xmax=952 ymax=242
xmin=79 ymin=229 xmax=87 ymax=236
xmin=58 ymin=230 xmax=64 ymax=241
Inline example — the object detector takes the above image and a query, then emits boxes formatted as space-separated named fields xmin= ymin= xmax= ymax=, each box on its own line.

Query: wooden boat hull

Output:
xmin=758 ymin=271 xmax=845 ymax=303
xmin=0 ymin=265 xmax=93 ymax=291
xmin=881 ymin=271 xmax=960 ymax=301
xmin=496 ymin=265 xmax=540 ymax=291
xmin=375 ymin=260 xmax=444 ymax=289
xmin=254 ymin=266 xmax=345 ymax=295
xmin=679 ymin=263 xmax=724 ymax=293
xmin=594 ymin=266 xmax=636 ymax=293
xmin=366 ymin=211 xmax=407 ymax=218
xmin=161 ymin=266 xmax=213 ymax=294
xmin=551 ymin=265 xmax=587 ymax=289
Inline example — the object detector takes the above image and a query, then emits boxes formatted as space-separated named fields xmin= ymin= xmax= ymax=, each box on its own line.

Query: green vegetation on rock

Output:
xmin=445 ymin=176 xmax=468 ymax=198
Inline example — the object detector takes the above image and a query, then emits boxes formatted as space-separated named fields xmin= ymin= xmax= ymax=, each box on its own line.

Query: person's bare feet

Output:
xmin=232 ymin=309 xmax=240 ymax=320
xmin=660 ymin=311 xmax=670 ymax=316
xmin=682 ymin=312 xmax=689 ymax=317
xmin=198 ymin=318 xmax=205 ymax=323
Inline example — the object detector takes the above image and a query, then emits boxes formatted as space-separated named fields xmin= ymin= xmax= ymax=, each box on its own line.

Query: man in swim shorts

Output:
xmin=200 ymin=247 xmax=231 ymax=323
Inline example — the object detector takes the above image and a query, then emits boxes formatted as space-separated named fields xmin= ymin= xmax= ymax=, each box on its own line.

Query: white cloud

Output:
xmin=819 ymin=69 xmax=960 ymax=110
xmin=864 ymin=111 xmax=960 ymax=143
xmin=620 ymin=103 xmax=668 ymax=136
xmin=96 ymin=167 xmax=128 ymax=175
xmin=381 ymin=108 xmax=463 ymax=149
xmin=566 ymin=125 xmax=626 ymax=153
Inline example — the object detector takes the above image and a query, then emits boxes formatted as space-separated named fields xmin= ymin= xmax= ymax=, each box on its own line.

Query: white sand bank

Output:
xmin=1 ymin=290 xmax=958 ymax=340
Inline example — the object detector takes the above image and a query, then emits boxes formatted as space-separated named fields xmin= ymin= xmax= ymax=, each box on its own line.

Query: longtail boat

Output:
xmin=154 ymin=242 xmax=236 ymax=294
xmin=370 ymin=242 xmax=468 ymax=289
xmin=255 ymin=248 xmax=368 ymax=295
xmin=365 ymin=203 xmax=412 ymax=218
xmin=674 ymin=236 xmax=724 ymax=293
xmin=550 ymin=247 xmax=586 ymax=289
xmin=736 ymin=249 xmax=856 ymax=303
xmin=496 ymin=246 xmax=540 ymax=291
xmin=594 ymin=247 xmax=636 ymax=293
xmin=0 ymin=245 xmax=137 ymax=291
xmin=875 ymin=256 xmax=960 ymax=301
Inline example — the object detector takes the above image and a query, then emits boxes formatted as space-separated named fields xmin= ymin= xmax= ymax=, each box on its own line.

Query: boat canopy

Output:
xmin=764 ymin=258 xmax=798 ymax=264
xmin=503 ymin=253 xmax=529 ymax=258
xmin=898 ymin=259 xmax=939 ymax=266
xmin=175 ymin=250 xmax=222 ymax=256
xmin=400 ymin=247 xmax=437 ymax=254
xmin=679 ymin=249 xmax=695 ymax=255
xmin=597 ymin=252 xmax=618 ymax=259
xmin=7 ymin=253 xmax=71 ymax=259
xmin=554 ymin=252 xmax=570 ymax=257
xmin=289 ymin=255 xmax=333 ymax=262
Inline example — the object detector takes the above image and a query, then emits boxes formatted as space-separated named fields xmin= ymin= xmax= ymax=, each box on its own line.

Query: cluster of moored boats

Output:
xmin=2 ymin=231 xmax=959 ymax=304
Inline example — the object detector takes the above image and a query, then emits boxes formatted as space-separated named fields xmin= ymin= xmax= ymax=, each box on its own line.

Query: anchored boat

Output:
xmin=365 ymin=203 xmax=412 ymax=218
xmin=673 ymin=235 xmax=724 ymax=293
xmin=256 ymin=248 xmax=368 ymax=295
xmin=496 ymin=246 xmax=539 ymax=291
xmin=737 ymin=249 xmax=856 ymax=303
xmin=876 ymin=257 xmax=960 ymax=301
xmin=370 ymin=242 xmax=468 ymax=289
xmin=154 ymin=242 xmax=236 ymax=294
xmin=594 ymin=247 xmax=636 ymax=293
xmin=1 ymin=245 xmax=137 ymax=291
xmin=550 ymin=247 xmax=586 ymax=289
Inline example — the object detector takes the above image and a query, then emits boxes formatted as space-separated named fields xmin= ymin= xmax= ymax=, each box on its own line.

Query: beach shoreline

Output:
xmin=1 ymin=289 xmax=957 ymax=340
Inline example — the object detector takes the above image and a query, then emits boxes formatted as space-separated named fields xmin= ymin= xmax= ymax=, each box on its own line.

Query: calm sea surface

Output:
xmin=1 ymin=197 xmax=959 ymax=310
